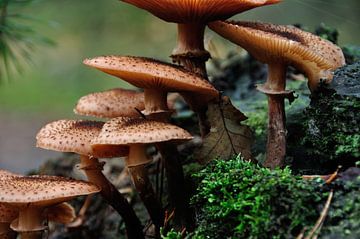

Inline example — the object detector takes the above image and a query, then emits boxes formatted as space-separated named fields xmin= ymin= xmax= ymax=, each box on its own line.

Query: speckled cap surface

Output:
xmin=36 ymin=120 xmax=128 ymax=158
xmin=92 ymin=117 xmax=193 ymax=151
xmin=121 ymin=0 xmax=280 ymax=23
xmin=0 ymin=169 xmax=20 ymax=180
xmin=74 ymin=88 xmax=145 ymax=118
xmin=209 ymin=20 xmax=345 ymax=91
xmin=0 ymin=175 xmax=100 ymax=208
xmin=83 ymin=56 xmax=219 ymax=102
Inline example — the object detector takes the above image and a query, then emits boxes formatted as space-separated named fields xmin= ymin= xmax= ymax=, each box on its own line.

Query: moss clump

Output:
xmin=191 ymin=157 xmax=325 ymax=239
xmin=299 ymin=62 xmax=360 ymax=169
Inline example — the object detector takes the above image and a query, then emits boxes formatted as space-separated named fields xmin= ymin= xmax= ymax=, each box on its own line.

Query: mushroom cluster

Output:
xmin=1 ymin=0 xmax=347 ymax=238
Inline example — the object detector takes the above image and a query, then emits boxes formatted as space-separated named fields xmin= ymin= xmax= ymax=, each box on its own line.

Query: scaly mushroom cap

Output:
xmin=92 ymin=117 xmax=193 ymax=152
xmin=0 ymin=175 xmax=100 ymax=208
xmin=0 ymin=170 xmax=20 ymax=180
xmin=74 ymin=88 xmax=145 ymax=118
xmin=0 ymin=204 xmax=17 ymax=223
xmin=83 ymin=56 xmax=219 ymax=102
xmin=121 ymin=0 xmax=280 ymax=23
xmin=36 ymin=120 xmax=128 ymax=158
xmin=209 ymin=21 xmax=346 ymax=91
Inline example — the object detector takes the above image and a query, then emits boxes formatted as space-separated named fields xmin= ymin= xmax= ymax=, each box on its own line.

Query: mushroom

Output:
xmin=208 ymin=20 xmax=345 ymax=168
xmin=83 ymin=55 xmax=219 ymax=122
xmin=92 ymin=116 xmax=193 ymax=231
xmin=74 ymin=88 xmax=145 ymax=118
xmin=36 ymin=120 xmax=144 ymax=239
xmin=120 ymin=0 xmax=280 ymax=77
xmin=0 ymin=175 xmax=99 ymax=239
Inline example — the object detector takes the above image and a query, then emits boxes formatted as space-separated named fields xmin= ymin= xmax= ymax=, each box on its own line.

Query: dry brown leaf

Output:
xmin=195 ymin=96 xmax=253 ymax=164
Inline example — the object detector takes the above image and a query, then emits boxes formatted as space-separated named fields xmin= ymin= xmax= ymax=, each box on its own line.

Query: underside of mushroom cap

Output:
xmin=36 ymin=120 xmax=128 ymax=158
xmin=0 ymin=175 xmax=100 ymax=208
xmin=209 ymin=20 xmax=345 ymax=91
xmin=92 ymin=116 xmax=193 ymax=151
xmin=83 ymin=56 xmax=219 ymax=102
xmin=121 ymin=0 xmax=280 ymax=23
xmin=74 ymin=88 xmax=145 ymax=118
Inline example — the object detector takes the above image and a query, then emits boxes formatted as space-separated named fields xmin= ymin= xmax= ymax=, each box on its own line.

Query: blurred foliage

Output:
xmin=342 ymin=45 xmax=360 ymax=65
xmin=0 ymin=0 xmax=54 ymax=82
xmin=190 ymin=156 xmax=325 ymax=239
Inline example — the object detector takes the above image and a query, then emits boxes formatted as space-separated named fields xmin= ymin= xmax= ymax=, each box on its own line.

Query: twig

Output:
xmin=304 ymin=190 xmax=334 ymax=239
xmin=325 ymin=165 xmax=342 ymax=184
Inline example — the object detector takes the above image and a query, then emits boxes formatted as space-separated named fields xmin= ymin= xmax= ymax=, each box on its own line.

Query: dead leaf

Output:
xmin=195 ymin=96 xmax=253 ymax=164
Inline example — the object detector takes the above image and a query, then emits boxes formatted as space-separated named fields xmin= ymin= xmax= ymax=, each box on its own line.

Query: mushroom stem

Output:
xmin=144 ymin=89 xmax=169 ymax=113
xmin=156 ymin=143 xmax=194 ymax=230
xmin=79 ymin=155 xmax=144 ymax=239
xmin=262 ymin=63 xmax=287 ymax=169
xmin=127 ymin=145 xmax=164 ymax=231
xmin=18 ymin=208 xmax=44 ymax=233
xmin=171 ymin=23 xmax=210 ymax=78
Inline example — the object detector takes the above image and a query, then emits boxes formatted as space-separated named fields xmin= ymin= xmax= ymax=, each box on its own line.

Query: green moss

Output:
xmin=191 ymin=156 xmax=325 ymax=239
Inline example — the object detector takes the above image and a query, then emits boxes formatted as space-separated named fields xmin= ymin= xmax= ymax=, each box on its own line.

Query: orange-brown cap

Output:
xmin=0 ymin=175 xmax=100 ymax=208
xmin=209 ymin=20 xmax=346 ymax=91
xmin=92 ymin=117 xmax=193 ymax=152
xmin=74 ymin=88 xmax=145 ymax=118
xmin=36 ymin=120 xmax=128 ymax=158
xmin=45 ymin=202 xmax=76 ymax=224
xmin=83 ymin=56 xmax=219 ymax=102
xmin=121 ymin=0 xmax=280 ymax=23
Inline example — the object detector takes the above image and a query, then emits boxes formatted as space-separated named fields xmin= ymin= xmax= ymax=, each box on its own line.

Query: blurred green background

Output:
xmin=0 ymin=0 xmax=359 ymax=173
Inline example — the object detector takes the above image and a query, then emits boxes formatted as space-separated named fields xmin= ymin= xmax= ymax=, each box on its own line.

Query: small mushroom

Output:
xmin=74 ymin=88 xmax=145 ymax=118
xmin=36 ymin=120 xmax=144 ymax=239
xmin=92 ymin=117 xmax=193 ymax=230
xmin=209 ymin=20 xmax=345 ymax=168
xmin=0 ymin=175 xmax=99 ymax=239
xmin=83 ymin=56 xmax=219 ymax=121
xmin=120 ymin=0 xmax=280 ymax=76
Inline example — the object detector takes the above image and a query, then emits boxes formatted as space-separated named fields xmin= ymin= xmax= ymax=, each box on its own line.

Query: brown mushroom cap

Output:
xmin=0 ymin=175 xmax=100 ymax=208
xmin=0 ymin=170 xmax=20 ymax=180
xmin=121 ymin=0 xmax=280 ymax=23
xmin=74 ymin=88 xmax=145 ymax=118
xmin=36 ymin=120 xmax=128 ymax=158
xmin=92 ymin=117 xmax=193 ymax=152
xmin=208 ymin=20 xmax=345 ymax=91
xmin=45 ymin=202 xmax=76 ymax=224
xmin=0 ymin=204 xmax=17 ymax=223
xmin=83 ymin=56 xmax=219 ymax=102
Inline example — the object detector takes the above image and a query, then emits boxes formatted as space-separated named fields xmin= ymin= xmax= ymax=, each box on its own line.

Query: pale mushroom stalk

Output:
xmin=172 ymin=23 xmax=209 ymax=78
xmin=16 ymin=207 xmax=44 ymax=239
xmin=79 ymin=155 xmax=145 ymax=239
xmin=262 ymin=63 xmax=287 ymax=168
xmin=126 ymin=144 xmax=164 ymax=231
